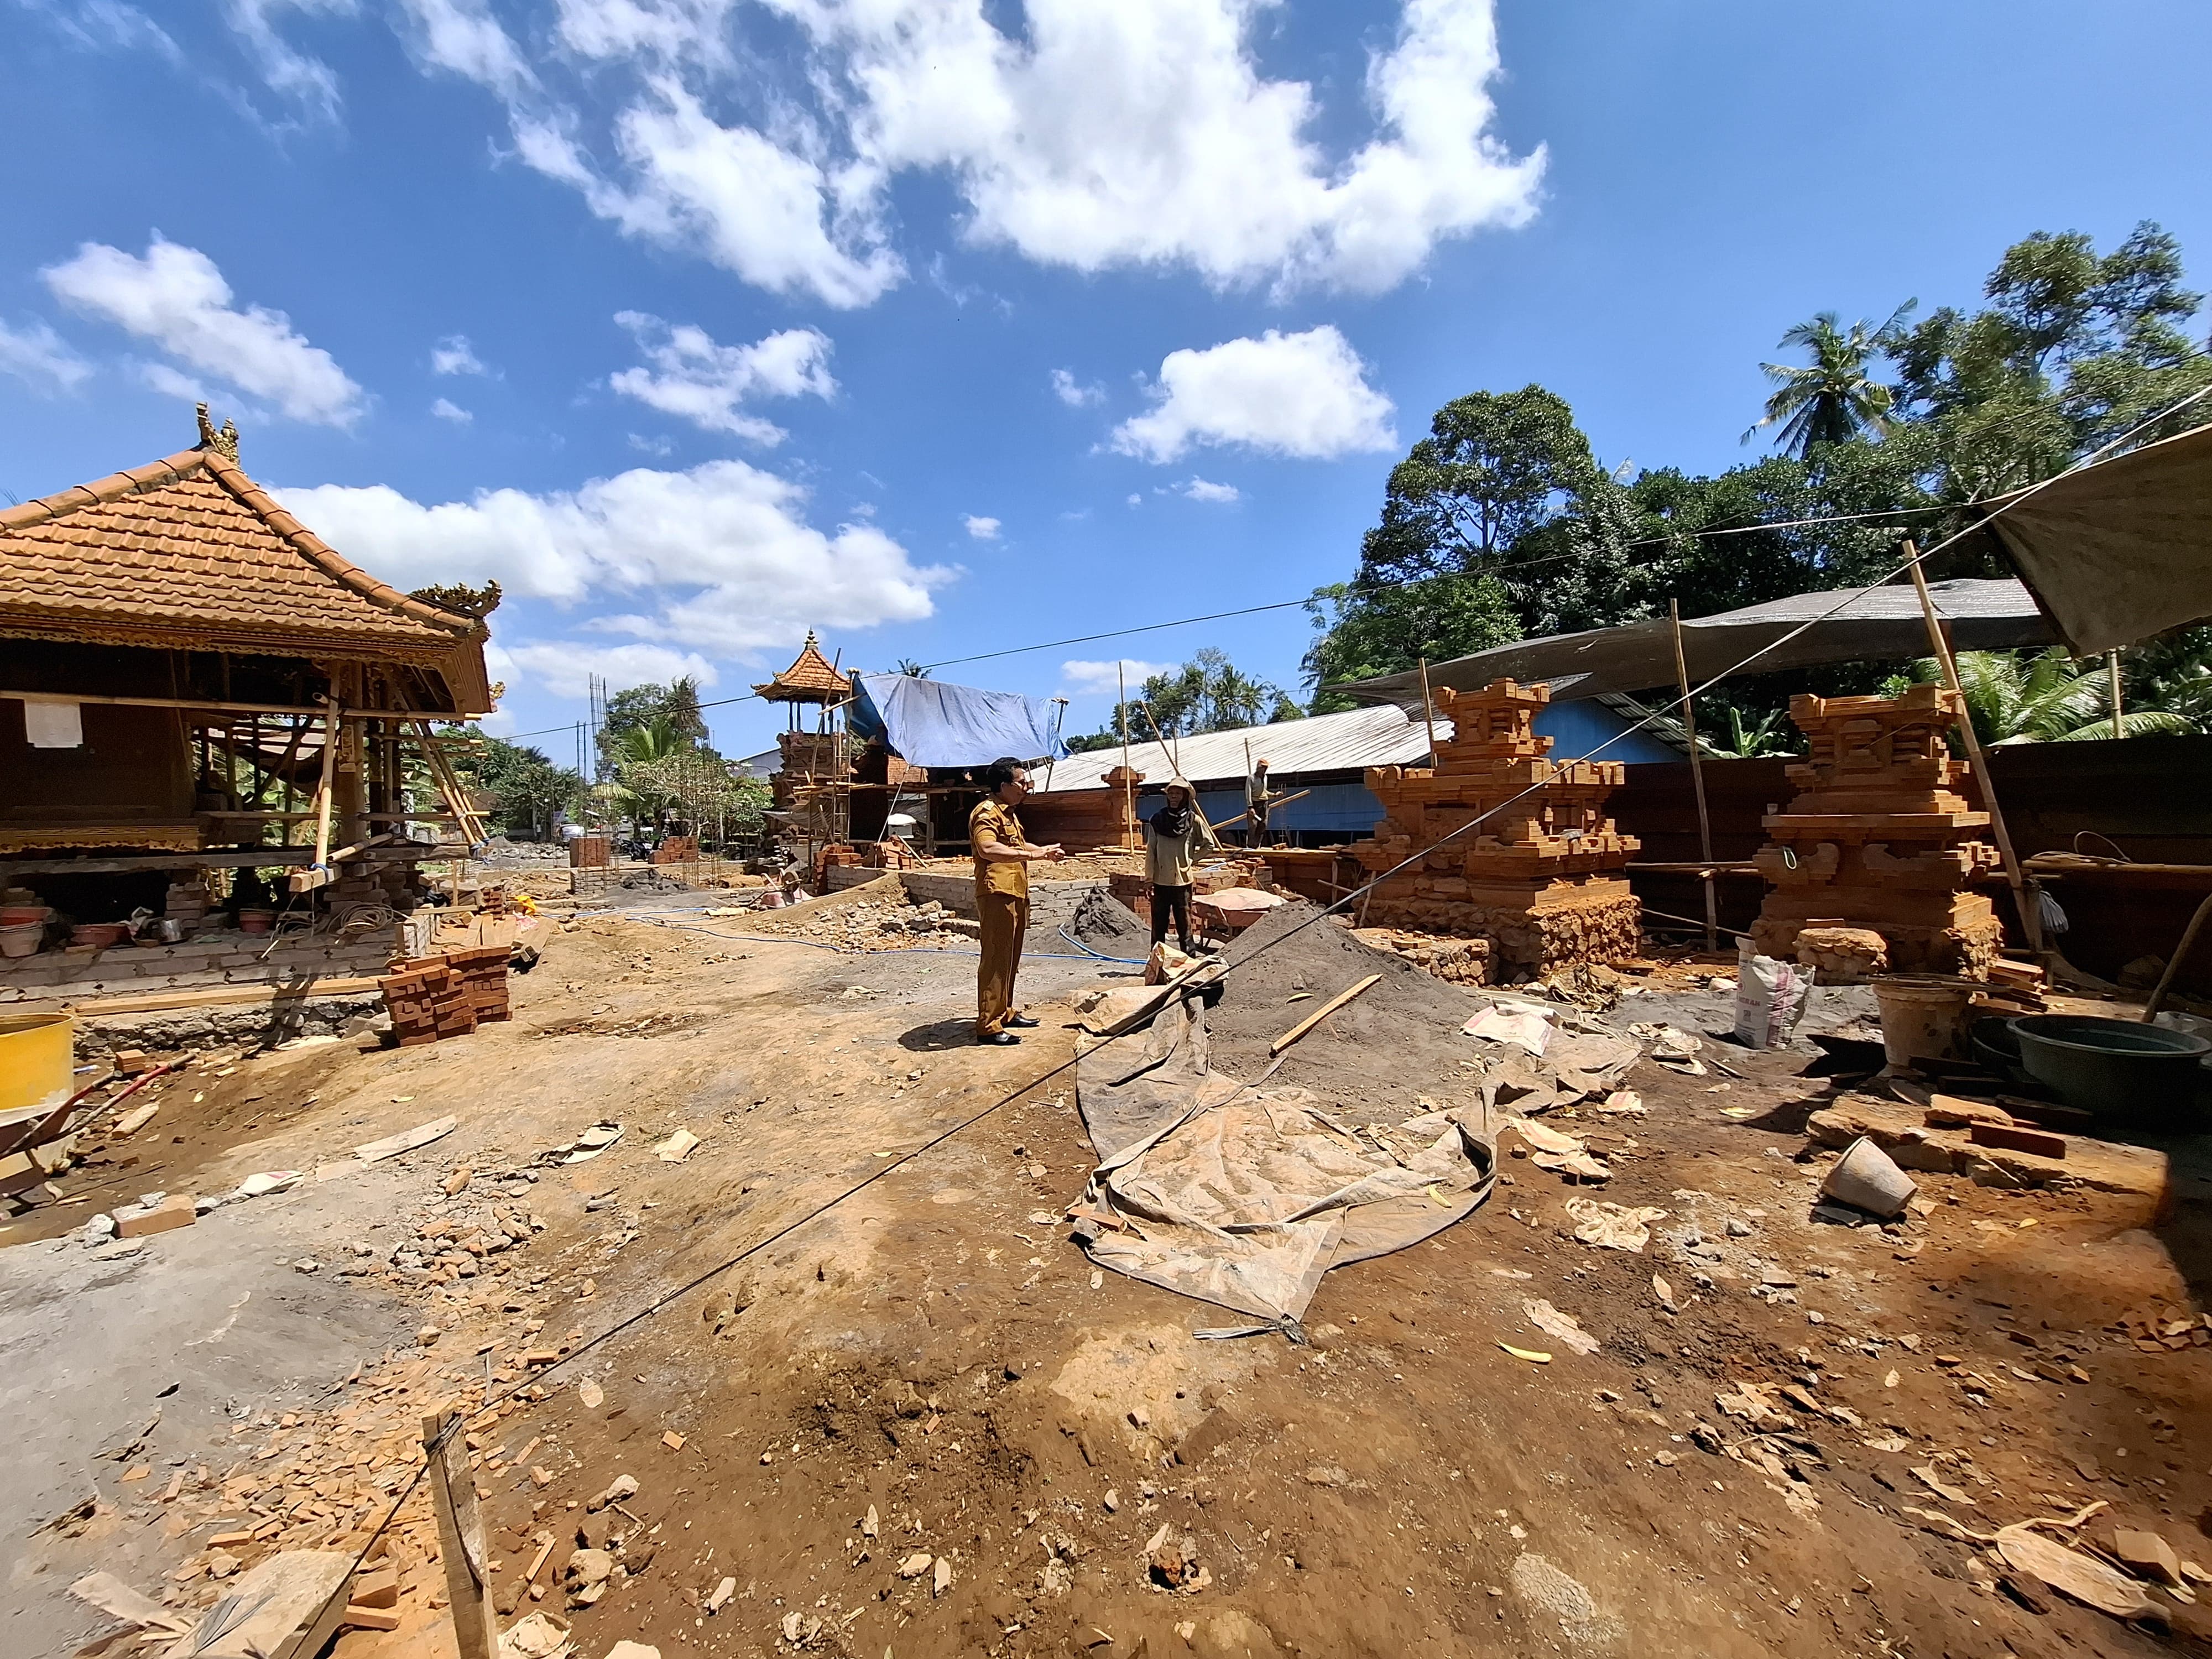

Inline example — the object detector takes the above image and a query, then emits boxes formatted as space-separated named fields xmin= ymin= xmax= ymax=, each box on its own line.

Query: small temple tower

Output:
xmin=1749 ymin=684 xmax=2005 ymax=977
xmin=1355 ymin=679 xmax=1641 ymax=972
xmin=751 ymin=631 xmax=851 ymax=812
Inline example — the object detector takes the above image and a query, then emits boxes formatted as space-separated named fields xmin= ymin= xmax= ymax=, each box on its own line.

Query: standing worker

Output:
xmin=969 ymin=757 xmax=1066 ymax=1046
xmin=1144 ymin=779 xmax=1219 ymax=954
xmin=1244 ymin=757 xmax=1274 ymax=848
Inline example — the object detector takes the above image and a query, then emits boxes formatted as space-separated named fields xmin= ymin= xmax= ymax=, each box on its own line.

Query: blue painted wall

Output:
xmin=1132 ymin=700 xmax=1674 ymax=843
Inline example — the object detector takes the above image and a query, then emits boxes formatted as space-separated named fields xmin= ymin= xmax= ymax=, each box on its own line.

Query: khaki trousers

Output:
xmin=975 ymin=888 xmax=1029 ymax=1036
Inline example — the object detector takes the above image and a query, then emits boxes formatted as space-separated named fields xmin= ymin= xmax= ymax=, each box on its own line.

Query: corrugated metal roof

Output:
xmin=1346 ymin=578 xmax=2053 ymax=706
xmin=1035 ymin=703 xmax=1441 ymax=793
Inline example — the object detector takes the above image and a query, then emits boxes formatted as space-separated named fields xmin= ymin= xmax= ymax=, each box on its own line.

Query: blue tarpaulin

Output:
xmin=848 ymin=674 xmax=1065 ymax=769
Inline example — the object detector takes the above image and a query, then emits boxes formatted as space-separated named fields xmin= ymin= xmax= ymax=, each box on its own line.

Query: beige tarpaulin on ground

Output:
xmin=1972 ymin=421 xmax=2212 ymax=655
xmin=1071 ymin=993 xmax=1496 ymax=1327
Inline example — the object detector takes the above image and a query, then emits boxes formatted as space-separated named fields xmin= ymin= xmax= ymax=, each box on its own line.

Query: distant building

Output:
xmin=1029 ymin=697 xmax=1680 ymax=845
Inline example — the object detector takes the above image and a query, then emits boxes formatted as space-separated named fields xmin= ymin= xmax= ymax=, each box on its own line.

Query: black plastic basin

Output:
xmin=2008 ymin=1015 xmax=2211 ymax=1129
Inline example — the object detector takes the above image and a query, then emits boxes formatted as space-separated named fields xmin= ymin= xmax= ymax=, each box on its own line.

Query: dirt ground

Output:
xmin=9 ymin=884 xmax=2212 ymax=1659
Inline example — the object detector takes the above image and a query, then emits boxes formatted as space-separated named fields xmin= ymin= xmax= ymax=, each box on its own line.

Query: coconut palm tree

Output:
xmin=1922 ymin=650 xmax=2194 ymax=744
xmin=1745 ymin=305 xmax=1915 ymax=455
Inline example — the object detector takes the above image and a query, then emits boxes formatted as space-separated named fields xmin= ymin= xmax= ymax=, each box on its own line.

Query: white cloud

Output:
xmin=608 ymin=313 xmax=834 ymax=441
xmin=1126 ymin=493 xmax=1142 ymax=508
xmin=1062 ymin=659 xmax=1174 ymax=696
xmin=432 ymin=333 xmax=489 ymax=375
xmin=219 ymin=0 xmax=353 ymax=123
xmin=44 ymin=237 xmax=365 ymax=426
xmin=1178 ymin=477 xmax=1240 ymax=503
xmin=963 ymin=515 xmax=1000 ymax=540
xmin=389 ymin=0 xmax=1539 ymax=307
xmin=270 ymin=457 xmax=953 ymax=655
xmin=1110 ymin=326 xmax=1394 ymax=463
xmin=431 ymin=397 xmax=473 ymax=424
xmin=394 ymin=0 xmax=536 ymax=100
xmin=516 ymin=86 xmax=905 ymax=309
xmin=1051 ymin=368 xmax=1103 ymax=408
xmin=140 ymin=361 xmax=213 ymax=403
xmin=0 ymin=319 xmax=92 ymax=392
xmin=492 ymin=638 xmax=720 ymax=700
xmin=24 ymin=1 xmax=183 ymax=60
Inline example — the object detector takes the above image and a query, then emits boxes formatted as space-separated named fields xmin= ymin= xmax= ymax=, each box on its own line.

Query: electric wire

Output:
xmin=321 ymin=384 xmax=2212 ymax=1610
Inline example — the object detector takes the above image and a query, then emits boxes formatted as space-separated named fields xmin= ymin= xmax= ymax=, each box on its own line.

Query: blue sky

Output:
xmin=4 ymin=1 xmax=2209 ymax=766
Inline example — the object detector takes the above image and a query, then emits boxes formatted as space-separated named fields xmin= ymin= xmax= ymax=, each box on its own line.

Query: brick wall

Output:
xmin=0 ymin=929 xmax=395 ymax=1002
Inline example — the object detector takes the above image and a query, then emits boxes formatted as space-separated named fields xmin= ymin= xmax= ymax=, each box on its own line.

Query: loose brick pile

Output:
xmin=380 ymin=946 xmax=510 ymax=1046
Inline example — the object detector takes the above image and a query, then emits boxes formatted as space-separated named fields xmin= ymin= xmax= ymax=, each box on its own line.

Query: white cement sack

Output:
xmin=1732 ymin=948 xmax=1811 ymax=1049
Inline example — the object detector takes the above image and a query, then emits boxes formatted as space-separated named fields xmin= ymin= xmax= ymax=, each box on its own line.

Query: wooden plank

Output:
xmin=421 ymin=1410 xmax=499 ymax=1659
xmin=0 ymin=848 xmax=320 ymax=875
xmin=29 ymin=975 xmax=388 ymax=1017
xmin=1269 ymin=973 xmax=1381 ymax=1056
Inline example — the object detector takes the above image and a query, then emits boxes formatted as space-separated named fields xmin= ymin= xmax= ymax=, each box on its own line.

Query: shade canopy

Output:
xmin=847 ymin=672 xmax=1065 ymax=768
xmin=1343 ymin=578 xmax=2055 ymax=707
xmin=1970 ymin=421 xmax=2212 ymax=655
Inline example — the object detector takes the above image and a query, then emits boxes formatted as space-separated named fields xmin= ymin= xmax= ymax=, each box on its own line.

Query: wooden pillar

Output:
xmin=1668 ymin=601 xmax=1719 ymax=953
xmin=421 ymin=1410 xmax=498 ymax=1659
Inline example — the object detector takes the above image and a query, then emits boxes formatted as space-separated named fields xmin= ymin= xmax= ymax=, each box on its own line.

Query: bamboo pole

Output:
xmin=1118 ymin=660 xmax=1134 ymax=848
xmin=2142 ymin=888 xmax=2212 ymax=1022
xmin=1903 ymin=542 xmax=2042 ymax=952
xmin=2107 ymin=649 xmax=2125 ymax=740
xmin=1667 ymin=599 xmax=1719 ymax=953
xmin=310 ymin=700 xmax=340 ymax=870
xmin=1270 ymin=974 xmax=1381 ymax=1055
xmin=420 ymin=1410 xmax=498 ymax=1659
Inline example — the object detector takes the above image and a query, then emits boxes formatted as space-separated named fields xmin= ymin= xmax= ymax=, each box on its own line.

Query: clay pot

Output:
xmin=237 ymin=908 xmax=277 ymax=935
xmin=0 ymin=922 xmax=43 ymax=959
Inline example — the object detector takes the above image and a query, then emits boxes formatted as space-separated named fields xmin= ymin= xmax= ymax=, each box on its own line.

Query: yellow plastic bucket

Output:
xmin=0 ymin=1011 xmax=74 ymax=1124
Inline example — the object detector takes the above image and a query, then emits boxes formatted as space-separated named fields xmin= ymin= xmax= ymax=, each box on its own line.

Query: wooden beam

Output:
xmin=0 ymin=690 xmax=455 ymax=720
xmin=25 ymin=976 xmax=388 ymax=1016
xmin=421 ymin=1410 xmax=499 ymax=1659
xmin=0 ymin=848 xmax=321 ymax=875
xmin=1668 ymin=598 xmax=1720 ymax=953
xmin=1269 ymin=973 xmax=1381 ymax=1055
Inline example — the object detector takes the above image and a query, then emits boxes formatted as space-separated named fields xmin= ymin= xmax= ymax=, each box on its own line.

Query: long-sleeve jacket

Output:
xmin=1144 ymin=801 xmax=1220 ymax=887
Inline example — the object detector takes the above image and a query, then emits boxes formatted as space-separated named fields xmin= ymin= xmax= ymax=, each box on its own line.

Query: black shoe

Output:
xmin=978 ymin=1031 xmax=1021 ymax=1046
xmin=1006 ymin=1014 xmax=1041 ymax=1029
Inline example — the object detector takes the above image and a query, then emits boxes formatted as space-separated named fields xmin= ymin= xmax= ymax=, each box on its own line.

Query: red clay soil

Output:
xmin=17 ymin=902 xmax=2212 ymax=1659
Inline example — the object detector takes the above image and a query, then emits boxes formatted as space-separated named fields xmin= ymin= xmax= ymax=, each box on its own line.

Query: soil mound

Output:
xmin=1069 ymin=887 xmax=1149 ymax=955
xmin=1204 ymin=899 xmax=1488 ymax=1118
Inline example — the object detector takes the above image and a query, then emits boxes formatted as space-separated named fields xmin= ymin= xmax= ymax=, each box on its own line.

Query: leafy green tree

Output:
xmin=1067 ymin=648 xmax=1300 ymax=749
xmin=1303 ymin=574 xmax=1521 ymax=712
xmin=1895 ymin=650 xmax=2193 ymax=744
xmin=452 ymin=738 xmax=583 ymax=841
xmin=1355 ymin=386 xmax=1604 ymax=585
xmin=895 ymin=659 xmax=931 ymax=678
xmin=1708 ymin=707 xmax=1793 ymax=758
xmin=1891 ymin=222 xmax=2210 ymax=495
xmin=598 ymin=675 xmax=709 ymax=771
xmin=1745 ymin=305 xmax=1913 ymax=455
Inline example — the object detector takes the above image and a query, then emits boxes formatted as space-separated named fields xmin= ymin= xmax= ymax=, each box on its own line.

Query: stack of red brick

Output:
xmin=379 ymin=946 xmax=511 ymax=1046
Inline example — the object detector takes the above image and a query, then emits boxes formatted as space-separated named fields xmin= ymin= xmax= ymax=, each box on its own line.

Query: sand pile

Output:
xmin=1200 ymin=899 xmax=1490 ymax=1119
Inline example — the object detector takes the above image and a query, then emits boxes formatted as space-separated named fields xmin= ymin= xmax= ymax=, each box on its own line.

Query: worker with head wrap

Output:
xmin=1244 ymin=757 xmax=1274 ymax=848
xmin=1143 ymin=778 xmax=1220 ymax=954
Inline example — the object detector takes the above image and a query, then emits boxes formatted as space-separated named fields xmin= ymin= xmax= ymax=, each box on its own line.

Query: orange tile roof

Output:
xmin=752 ymin=630 xmax=849 ymax=701
xmin=0 ymin=441 xmax=493 ymax=712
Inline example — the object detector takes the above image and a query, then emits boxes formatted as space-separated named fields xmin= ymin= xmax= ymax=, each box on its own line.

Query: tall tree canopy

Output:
xmin=1305 ymin=223 xmax=2211 ymax=727
xmin=1066 ymin=649 xmax=1300 ymax=753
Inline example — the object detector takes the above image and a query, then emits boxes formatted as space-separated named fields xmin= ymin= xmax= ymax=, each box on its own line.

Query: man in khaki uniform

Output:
xmin=970 ymin=757 xmax=1065 ymax=1045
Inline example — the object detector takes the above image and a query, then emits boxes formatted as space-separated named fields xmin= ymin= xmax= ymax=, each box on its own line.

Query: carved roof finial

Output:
xmin=194 ymin=403 xmax=239 ymax=462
